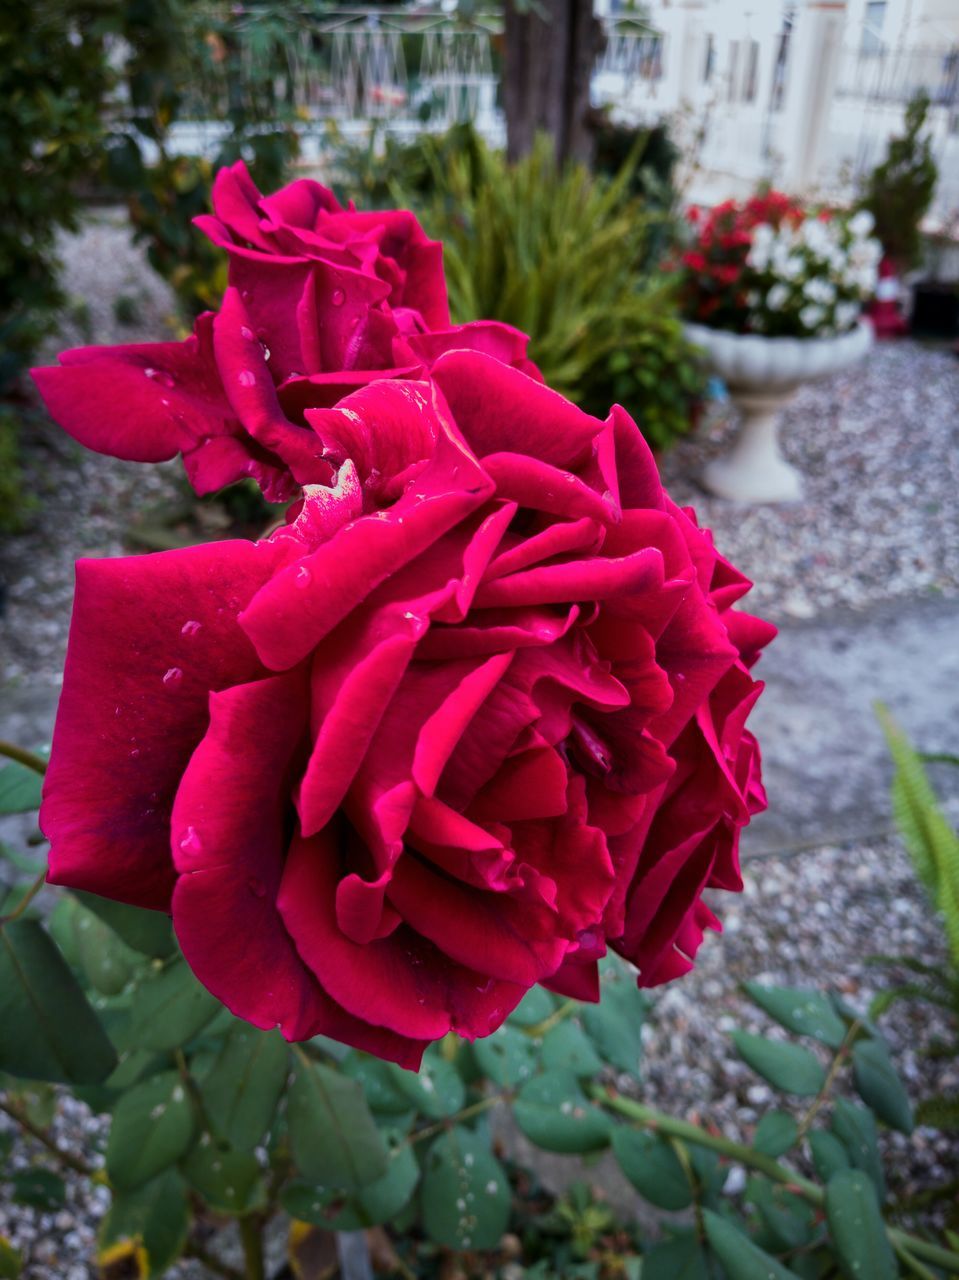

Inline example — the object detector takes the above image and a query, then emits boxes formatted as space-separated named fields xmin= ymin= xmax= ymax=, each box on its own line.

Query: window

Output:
xmin=861 ymin=0 xmax=887 ymax=55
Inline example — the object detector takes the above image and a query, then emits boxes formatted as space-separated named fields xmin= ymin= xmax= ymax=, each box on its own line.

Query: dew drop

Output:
xmin=144 ymin=367 xmax=175 ymax=388
xmin=463 ymin=1153 xmax=474 ymax=1167
xmin=129 ymin=748 xmax=141 ymax=761
xmin=247 ymin=876 xmax=266 ymax=898
xmin=162 ymin=667 xmax=183 ymax=687
xmin=456 ymin=1198 xmax=466 ymax=1211
xmin=179 ymin=826 xmax=202 ymax=855
xmin=238 ymin=370 xmax=256 ymax=388
xmin=261 ymin=342 xmax=271 ymax=361
xmin=330 ymin=287 xmax=346 ymax=307
xmin=295 ymin=564 xmax=312 ymax=589
xmin=485 ymin=1180 xmax=498 ymax=1195
xmin=240 ymin=325 xmax=256 ymax=341
xmin=181 ymin=619 xmax=202 ymax=637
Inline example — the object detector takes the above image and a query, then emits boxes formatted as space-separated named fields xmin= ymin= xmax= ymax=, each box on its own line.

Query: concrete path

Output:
xmin=744 ymin=593 xmax=959 ymax=854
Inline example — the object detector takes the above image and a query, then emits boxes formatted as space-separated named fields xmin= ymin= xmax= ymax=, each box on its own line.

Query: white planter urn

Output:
xmin=685 ymin=320 xmax=873 ymax=503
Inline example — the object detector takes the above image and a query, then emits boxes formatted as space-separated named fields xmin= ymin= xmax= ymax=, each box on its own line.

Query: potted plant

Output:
xmin=679 ymin=192 xmax=879 ymax=502
xmin=861 ymin=92 xmax=938 ymax=339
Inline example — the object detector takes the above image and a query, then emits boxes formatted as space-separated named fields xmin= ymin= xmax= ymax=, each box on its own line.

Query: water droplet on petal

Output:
xmin=295 ymin=564 xmax=312 ymax=588
xmin=181 ymin=619 xmax=202 ymax=637
xmin=330 ymin=287 xmax=346 ymax=307
xmin=179 ymin=826 xmax=202 ymax=855
xmin=162 ymin=667 xmax=183 ymax=687
xmin=144 ymin=367 xmax=175 ymax=388
xmin=129 ymin=748 xmax=141 ymax=760
xmin=240 ymin=325 xmax=256 ymax=341
xmin=238 ymin=370 xmax=256 ymax=388
xmin=247 ymin=877 xmax=266 ymax=898
xmin=261 ymin=342 xmax=271 ymax=361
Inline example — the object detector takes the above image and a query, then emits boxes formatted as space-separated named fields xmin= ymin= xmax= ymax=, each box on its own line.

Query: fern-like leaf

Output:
xmin=876 ymin=703 xmax=959 ymax=967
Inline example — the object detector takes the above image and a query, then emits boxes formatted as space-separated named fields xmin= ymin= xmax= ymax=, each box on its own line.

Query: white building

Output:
xmin=593 ymin=0 xmax=959 ymax=223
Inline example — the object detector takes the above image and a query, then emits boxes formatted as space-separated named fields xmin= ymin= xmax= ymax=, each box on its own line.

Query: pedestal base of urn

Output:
xmin=702 ymin=388 xmax=802 ymax=504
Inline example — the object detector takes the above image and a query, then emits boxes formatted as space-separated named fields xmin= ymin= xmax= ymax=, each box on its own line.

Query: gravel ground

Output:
xmin=660 ymin=341 xmax=959 ymax=622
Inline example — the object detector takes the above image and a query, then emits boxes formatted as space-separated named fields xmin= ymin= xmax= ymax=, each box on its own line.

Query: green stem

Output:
xmin=591 ymin=1085 xmax=822 ymax=1199
xmin=238 ymin=1215 xmax=266 ymax=1280
xmin=2 ymin=868 xmax=47 ymax=924
xmin=892 ymin=1237 xmax=941 ymax=1280
xmin=796 ymin=1019 xmax=861 ymax=1141
xmin=888 ymin=1230 xmax=959 ymax=1276
xmin=591 ymin=1086 xmax=959 ymax=1275
xmin=522 ymin=998 xmax=578 ymax=1039
xmin=0 ymin=740 xmax=47 ymax=775
xmin=0 ymin=1096 xmax=92 ymax=1176
xmin=407 ymin=1092 xmax=505 ymax=1148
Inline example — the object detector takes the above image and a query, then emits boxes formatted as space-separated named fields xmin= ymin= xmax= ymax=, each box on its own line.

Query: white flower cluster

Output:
xmin=745 ymin=209 xmax=881 ymax=337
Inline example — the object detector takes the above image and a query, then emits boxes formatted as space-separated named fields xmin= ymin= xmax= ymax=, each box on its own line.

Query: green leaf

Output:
xmin=743 ymin=983 xmax=847 ymax=1049
xmin=514 ymin=1070 xmax=613 ymax=1153
xmin=391 ymin=1050 xmax=466 ymax=1119
xmin=0 ymin=1237 xmax=20 ymax=1280
xmin=473 ymin=1024 xmax=538 ymax=1088
xmin=0 ymin=760 xmax=43 ymax=814
xmin=731 ymin=1032 xmax=826 ymax=1096
xmin=99 ymin=1170 xmax=189 ymax=1279
xmin=753 ymin=1112 xmax=799 ymax=1157
xmin=132 ymin=960 xmax=220 ymax=1052
xmin=507 ymin=985 xmax=556 ymax=1027
xmin=341 ymin=1052 xmax=411 ymax=1114
xmin=180 ymin=1140 xmax=263 ymax=1214
xmin=202 ymin=1026 xmax=288 ymax=1151
xmin=0 ymin=918 xmax=117 ymax=1084
xmin=852 ymin=1040 xmax=913 ymax=1134
xmin=541 ymin=1020 xmax=603 ymax=1077
xmin=831 ymin=1099 xmax=885 ymax=1198
xmin=106 ymin=1071 xmax=198 ymax=1192
xmin=702 ymin=1209 xmax=801 ymax=1278
xmin=582 ymin=967 xmax=648 ymax=1072
xmin=72 ymin=904 xmax=138 ymax=995
xmin=612 ymin=1129 xmax=692 ymax=1210
xmin=11 ymin=1168 xmax=66 ymax=1210
xmin=825 ymin=1170 xmax=898 ymax=1280
xmin=641 ymin=1233 xmax=713 ymax=1280
xmin=288 ymin=1058 xmax=388 ymax=1191
xmin=808 ymin=1130 xmax=850 ymax=1182
xmin=282 ymin=1134 xmax=419 ymax=1230
xmin=421 ymin=1126 xmax=510 ymax=1250
xmin=877 ymin=703 xmax=959 ymax=967
xmin=73 ymin=890 xmax=176 ymax=959
xmin=747 ymin=1180 xmax=814 ymax=1252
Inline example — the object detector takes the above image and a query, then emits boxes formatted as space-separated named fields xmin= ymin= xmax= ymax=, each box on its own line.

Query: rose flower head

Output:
xmin=41 ymin=338 xmax=773 ymax=1068
xmin=31 ymin=160 xmax=539 ymax=505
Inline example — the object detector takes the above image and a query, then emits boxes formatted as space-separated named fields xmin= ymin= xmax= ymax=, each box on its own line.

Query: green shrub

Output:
xmin=400 ymin=131 xmax=703 ymax=450
xmin=0 ymin=1 xmax=111 ymax=391
xmin=861 ymin=93 xmax=938 ymax=271
xmin=102 ymin=1 xmax=300 ymax=322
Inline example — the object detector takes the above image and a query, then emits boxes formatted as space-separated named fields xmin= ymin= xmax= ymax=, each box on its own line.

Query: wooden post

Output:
xmin=502 ymin=0 xmax=603 ymax=164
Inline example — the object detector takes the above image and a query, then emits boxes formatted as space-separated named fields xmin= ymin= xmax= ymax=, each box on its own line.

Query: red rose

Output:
xmin=41 ymin=352 xmax=772 ymax=1068
xmin=32 ymin=162 xmax=540 ymax=503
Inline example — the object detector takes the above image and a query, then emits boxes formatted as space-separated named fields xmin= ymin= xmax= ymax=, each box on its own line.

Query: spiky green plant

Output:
xmin=400 ymin=132 xmax=704 ymax=451
xmin=873 ymin=704 xmax=959 ymax=1131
